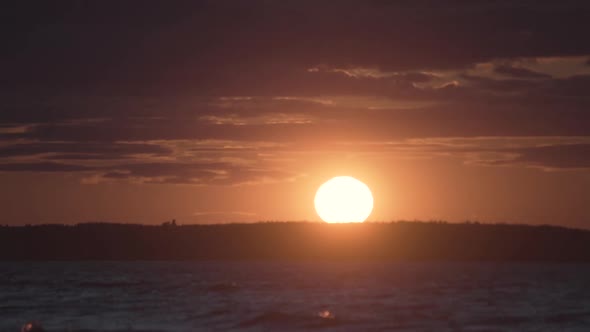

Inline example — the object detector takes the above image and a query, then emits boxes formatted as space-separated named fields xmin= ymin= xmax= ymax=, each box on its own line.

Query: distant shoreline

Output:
xmin=2 ymin=222 xmax=589 ymax=262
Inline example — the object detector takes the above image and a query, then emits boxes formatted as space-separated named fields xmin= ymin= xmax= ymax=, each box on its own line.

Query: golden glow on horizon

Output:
xmin=314 ymin=176 xmax=373 ymax=223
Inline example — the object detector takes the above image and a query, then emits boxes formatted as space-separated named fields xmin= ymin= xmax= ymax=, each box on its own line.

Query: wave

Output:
xmin=1 ymin=279 xmax=144 ymax=289
xmin=206 ymin=282 xmax=239 ymax=293
xmin=19 ymin=321 xmax=166 ymax=332
xmin=77 ymin=281 xmax=144 ymax=288
xmin=237 ymin=309 xmax=346 ymax=329
xmin=544 ymin=310 xmax=590 ymax=324
xmin=467 ymin=310 xmax=590 ymax=328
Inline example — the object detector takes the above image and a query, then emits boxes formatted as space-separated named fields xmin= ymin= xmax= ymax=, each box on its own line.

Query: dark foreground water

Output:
xmin=2 ymin=262 xmax=590 ymax=331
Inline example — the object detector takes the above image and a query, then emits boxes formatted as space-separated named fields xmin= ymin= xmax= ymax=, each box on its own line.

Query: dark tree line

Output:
xmin=1 ymin=222 xmax=589 ymax=261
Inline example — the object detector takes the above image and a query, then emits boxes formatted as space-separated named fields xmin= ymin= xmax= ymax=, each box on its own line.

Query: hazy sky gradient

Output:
xmin=1 ymin=1 xmax=590 ymax=227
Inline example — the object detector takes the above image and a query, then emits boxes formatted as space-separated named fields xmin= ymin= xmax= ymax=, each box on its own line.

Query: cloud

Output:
xmin=0 ymin=88 xmax=586 ymax=145
xmin=325 ymin=137 xmax=590 ymax=171
xmin=0 ymin=157 xmax=301 ymax=185
xmin=0 ymin=125 xmax=30 ymax=134
xmin=1 ymin=2 xmax=589 ymax=185
xmin=2 ymin=2 xmax=590 ymax=96
xmin=96 ymin=162 xmax=301 ymax=185
xmin=1 ymin=136 xmax=589 ymax=187
xmin=403 ymin=137 xmax=590 ymax=170
xmin=0 ymin=162 xmax=92 ymax=172
xmin=0 ymin=142 xmax=171 ymax=159
xmin=493 ymin=65 xmax=552 ymax=79
xmin=476 ymin=144 xmax=590 ymax=170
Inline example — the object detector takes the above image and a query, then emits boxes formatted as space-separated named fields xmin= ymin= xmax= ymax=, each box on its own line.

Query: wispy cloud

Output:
xmin=193 ymin=211 xmax=258 ymax=217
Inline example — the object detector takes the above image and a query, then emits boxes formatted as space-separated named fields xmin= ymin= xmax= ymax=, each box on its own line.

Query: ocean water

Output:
xmin=1 ymin=262 xmax=590 ymax=331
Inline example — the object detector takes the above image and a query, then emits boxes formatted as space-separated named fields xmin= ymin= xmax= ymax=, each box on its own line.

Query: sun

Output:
xmin=314 ymin=176 xmax=373 ymax=223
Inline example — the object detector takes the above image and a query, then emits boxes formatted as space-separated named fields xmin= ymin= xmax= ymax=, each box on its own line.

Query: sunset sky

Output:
xmin=1 ymin=1 xmax=589 ymax=227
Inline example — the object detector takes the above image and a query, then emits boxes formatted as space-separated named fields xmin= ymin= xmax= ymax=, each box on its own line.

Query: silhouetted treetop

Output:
xmin=1 ymin=221 xmax=588 ymax=261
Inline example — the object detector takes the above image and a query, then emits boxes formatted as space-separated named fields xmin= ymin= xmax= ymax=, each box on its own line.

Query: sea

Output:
xmin=1 ymin=261 xmax=590 ymax=331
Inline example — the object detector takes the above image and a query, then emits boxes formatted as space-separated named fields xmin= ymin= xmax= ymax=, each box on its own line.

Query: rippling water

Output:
xmin=2 ymin=262 xmax=590 ymax=331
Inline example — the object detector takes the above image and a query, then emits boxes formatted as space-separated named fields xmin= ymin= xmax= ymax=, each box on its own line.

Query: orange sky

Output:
xmin=1 ymin=2 xmax=590 ymax=228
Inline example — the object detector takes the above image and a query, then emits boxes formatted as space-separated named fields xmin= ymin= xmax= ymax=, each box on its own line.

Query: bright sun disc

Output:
xmin=314 ymin=176 xmax=373 ymax=223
